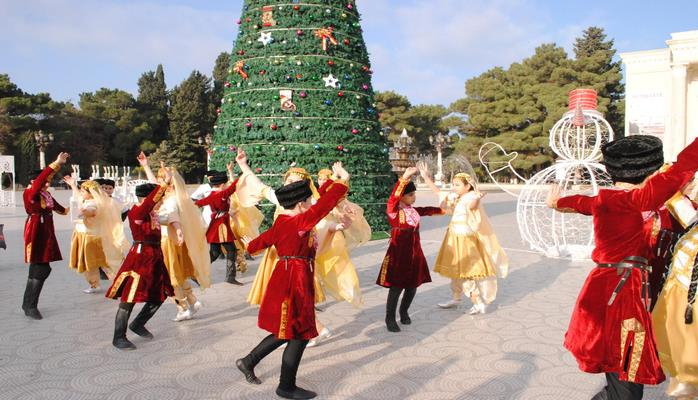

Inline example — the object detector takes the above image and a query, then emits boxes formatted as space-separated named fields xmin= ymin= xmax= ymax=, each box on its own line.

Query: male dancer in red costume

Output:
xmin=195 ymin=168 xmax=241 ymax=285
xmin=548 ymin=135 xmax=698 ymax=399
xmin=22 ymin=152 xmax=70 ymax=319
xmin=236 ymin=162 xmax=349 ymax=400
xmin=106 ymin=181 xmax=174 ymax=350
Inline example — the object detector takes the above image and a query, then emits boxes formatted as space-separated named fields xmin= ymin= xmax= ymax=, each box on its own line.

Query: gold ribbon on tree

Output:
xmin=233 ymin=61 xmax=249 ymax=80
xmin=314 ymin=27 xmax=338 ymax=51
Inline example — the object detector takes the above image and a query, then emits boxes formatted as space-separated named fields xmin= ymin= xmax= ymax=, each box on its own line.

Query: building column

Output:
xmin=670 ymin=63 xmax=688 ymax=160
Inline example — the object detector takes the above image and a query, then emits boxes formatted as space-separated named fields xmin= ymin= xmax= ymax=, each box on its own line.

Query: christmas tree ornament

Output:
xmin=224 ymin=81 xmax=231 ymax=88
xmin=343 ymin=38 xmax=350 ymax=45
xmin=255 ymin=167 xmax=263 ymax=173
xmin=337 ymin=145 xmax=344 ymax=151
xmin=216 ymin=108 xmax=222 ymax=115
xmin=324 ymin=99 xmax=333 ymax=106
xmin=327 ymin=60 xmax=335 ymax=67
xmin=245 ymin=122 xmax=253 ymax=129
xmin=338 ymin=91 xmax=344 ymax=97
xmin=258 ymin=31 xmax=274 ymax=46
xmin=233 ymin=61 xmax=249 ymax=79
xmin=314 ymin=144 xmax=321 ymax=150
xmin=261 ymin=6 xmax=276 ymax=27
xmin=351 ymin=128 xmax=359 ymax=135
xmin=314 ymin=27 xmax=338 ymax=51
xmin=270 ymin=123 xmax=278 ymax=130
xmin=322 ymin=74 xmax=339 ymax=88
xmin=237 ymin=50 xmax=245 ymax=56
xmin=296 ymin=29 xmax=304 ymax=36
xmin=279 ymin=89 xmax=297 ymax=112
xmin=299 ymin=91 xmax=307 ymax=98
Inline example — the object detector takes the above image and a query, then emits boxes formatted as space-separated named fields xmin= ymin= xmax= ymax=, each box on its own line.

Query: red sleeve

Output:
xmin=247 ymin=223 xmax=276 ymax=255
xmin=387 ymin=179 xmax=409 ymax=216
xmin=131 ymin=185 xmax=166 ymax=220
xmin=296 ymin=180 xmax=349 ymax=232
xmin=195 ymin=179 xmax=237 ymax=207
xmin=221 ymin=179 xmax=239 ymax=197
xmin=414 ymin=206 xmax=444 ymax=217
xmin=52 ymin=198 xmax=69 ymax=215
xmin=26 ymin=163 xmax=60 ymax=201
xmin=557 ymin=195 xmax=595 ymax=215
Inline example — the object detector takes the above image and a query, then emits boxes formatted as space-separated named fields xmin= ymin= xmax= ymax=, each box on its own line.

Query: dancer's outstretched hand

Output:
xmin=236 ymin=147 xmax=248 ymax=165
xmin=416 ymin=161 xmax=430 ymax=179
xmin=55 ymin=152 xmax=70 ymax=165
xmin=402 ymin=166 xmax=418 ymax=179
xmin=332 ymin=162 xmax=350 ymax=181
xmin=137 ymin=151 xmax=149 ymax=167
xmin=546 ymin=184 xmax=561 ymax=209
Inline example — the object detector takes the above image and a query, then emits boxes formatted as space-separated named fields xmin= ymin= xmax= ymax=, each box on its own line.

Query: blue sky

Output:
xmin=1 ymin=0 xmax=697 ymax=106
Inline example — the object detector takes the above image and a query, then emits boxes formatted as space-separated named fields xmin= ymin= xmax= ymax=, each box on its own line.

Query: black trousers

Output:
xmin=591 ymin=373 xmax=643 ymax=400
xmin=209 ymin=242 xmax=237 ymax=282
xmin=243 ymin=334 xmax=309 ymax=391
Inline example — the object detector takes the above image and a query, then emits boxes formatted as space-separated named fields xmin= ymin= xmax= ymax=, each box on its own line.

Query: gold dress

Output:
xmin=433 ymin=191 xmax=508 ymax=304
xmin=69 ymin=199 xmax=108 ymax=274
xmin=653 ymin=224 xmax=698 ymax=398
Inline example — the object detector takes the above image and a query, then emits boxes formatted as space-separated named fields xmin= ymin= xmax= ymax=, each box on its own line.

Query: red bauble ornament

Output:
xmin=296 ymin=29 xmax=304 ymax=36
xmin=362 ymin=65 xmax=370 ymax=72
xmin=343 ymin=39 xmax=350 ymax=45
xmin=224 ymin=81 xmax=231 ymax=88
xmin=337 ymin=145 xmax=344 ymax=151
xmin=347 ymin=4 xmax=354 ymax=10
xmin=351 ymin=128 xmax=359 ymax=135
xmin=245 ymin=17 xmax=251 ymax=22
xmin=338 ymin=91 xmax=344 ymax=97
xmin=362 ymin=84 xmax=369 ymax=90
xmin=299 ymin=91 xmax=307 ymax=98
xmin=327 ymin=60 xmax=335 ymax=67
xmin=296 ymin=74 xmax=303 ymax=79
xmin=238 ymin=50 xmax=245 ymax=55
xmin=259 ymin=69 xmax=266 ymax=75
xmin=216 ymin=108 xmax=222 ymax=114
xmin=270 ymin=124 xmax=278 ymax=130
xmin=245 ymin=122 xmax=253 ymax=128
xmin=255 ymin=167 xmax=263 ymax=173
xmin=293 ymin=5 xmax=300 ymax=10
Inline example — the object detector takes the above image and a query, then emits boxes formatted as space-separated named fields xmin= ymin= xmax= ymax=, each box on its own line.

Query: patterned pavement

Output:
xmin=0 ymin=189 xmax=672 ymax=399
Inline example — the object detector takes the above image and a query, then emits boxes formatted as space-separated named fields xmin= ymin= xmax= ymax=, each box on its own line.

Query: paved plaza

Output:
xmin=0 ymin=189 xmax=672 ymax=399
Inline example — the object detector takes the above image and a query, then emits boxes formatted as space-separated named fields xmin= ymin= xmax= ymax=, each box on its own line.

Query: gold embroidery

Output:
xmin=152 ymin=185 xmax=167 ymax=203
xmin=107 ymin=271 xmax=141 ymax=302
xmin=379 ymin=255 xmax=390 ymax=285
xmin=399 ymin=210 xmax=405 ymax=225
xmin=25 ymin=242 xmax=32 ymax=263
xmin=620 ymin=318 xmax=646 ymax=382
xmin=395 ymin=179 xmax=408 ymax=198
xmin=279 ymin=298 xmax=290 ymax=339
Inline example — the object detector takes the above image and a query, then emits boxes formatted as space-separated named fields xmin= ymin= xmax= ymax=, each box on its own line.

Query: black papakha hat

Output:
xmin=135 ymin=183 xmax=159 ymax=198
xmin=208 ymin=173 xmax=228 ymax=186
xmin=403 ymin=181 xmax=417 ymax=196
xmin=206 ymin=170 xmax=224 ymax=177
xmin=602 ymin=135 xmax=664 ymax=184
xmin=99 ymin=178 xmax=116 ymax=187
xmin=276 ymin=180 xmax=313 ymax=209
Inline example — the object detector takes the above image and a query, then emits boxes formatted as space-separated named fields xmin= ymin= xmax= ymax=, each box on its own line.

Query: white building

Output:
xmin=621 ymin=30 xmax=698 ymax=161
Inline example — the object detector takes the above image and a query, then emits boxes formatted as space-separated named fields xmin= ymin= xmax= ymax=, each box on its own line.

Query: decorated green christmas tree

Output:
xmin=210 ymin=0 xmax=394 ymax=231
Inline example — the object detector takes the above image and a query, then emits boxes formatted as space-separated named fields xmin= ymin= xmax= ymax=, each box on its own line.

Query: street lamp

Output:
xmin=429 ymin=132 xmax=451 ymax=186
xmin=33 ymin=130 xmax=54 ymax=169
xmin=389 ymin=128 xmax=416 ymax=174
xmin=197 ymin=133 xmax=213 ymax=171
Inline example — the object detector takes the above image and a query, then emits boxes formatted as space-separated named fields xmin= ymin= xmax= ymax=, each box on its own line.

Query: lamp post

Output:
xmin=389 ymin=128 xmax=416 ymax=175
xmin=429 ymin=132 xmax=450 ymax=186
xmin=33 ymin=130 xmax=54 ymax=169
xmin=197 ymin=133 xmax=213 ymax=171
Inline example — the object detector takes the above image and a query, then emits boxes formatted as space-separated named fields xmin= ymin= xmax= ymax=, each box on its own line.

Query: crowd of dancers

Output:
xmin=17 ymin=135 xmax=698 ymax=400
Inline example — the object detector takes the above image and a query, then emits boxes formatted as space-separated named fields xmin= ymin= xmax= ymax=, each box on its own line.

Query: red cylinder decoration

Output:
xmin=568 ymin=89 xmax=597 ymax=111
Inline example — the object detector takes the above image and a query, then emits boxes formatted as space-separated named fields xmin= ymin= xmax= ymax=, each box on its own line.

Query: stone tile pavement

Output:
xmin=0 ymin=189 xmax=672 ymax=399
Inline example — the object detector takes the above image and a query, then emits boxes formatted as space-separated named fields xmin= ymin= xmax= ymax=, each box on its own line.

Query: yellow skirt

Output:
xmin=434 ymin=229 xmax=496 ymax=280
xmin=69 ymin=231 xmax=108 ymax=273
xmin=161 ymin=237 xmax=197 ymax=288
xmin=247 ymin=245 xmax=325 ymax=305
xmin=653 ymin=280 xmax=698 ymax=392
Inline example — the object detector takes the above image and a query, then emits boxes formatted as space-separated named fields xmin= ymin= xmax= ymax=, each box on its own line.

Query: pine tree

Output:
xmin=212 ymin=52 xmax=232 ymax=105
xmin=160 ymin=70 xmax=213 ymax=179
xmin=211 ymin=0 xmax=394 ymax=230
xmin=572 ymin=27 xmax=624 ymax=134
xmin=137 ymin=64 xmax=169 ymax=145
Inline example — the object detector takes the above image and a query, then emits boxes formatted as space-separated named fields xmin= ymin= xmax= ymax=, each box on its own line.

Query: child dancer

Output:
xmin=548 ymin=135 xmax=698 ymax=399
xmin=21 ymin=152 xmax=70 ymax=319
xmin=106 ymin=180 xmax=174 ymax=350
xmin=236 ymin=163 xmax=349 ymax=400
xmin=377 ymin=167 xmax=443 ymax=332
xmin=418 ymin=163 xmax=508 ymax=314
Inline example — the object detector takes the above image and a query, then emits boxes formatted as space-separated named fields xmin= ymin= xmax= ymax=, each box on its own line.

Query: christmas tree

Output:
xmin=210 ymin=0 xmax=394 ymax=231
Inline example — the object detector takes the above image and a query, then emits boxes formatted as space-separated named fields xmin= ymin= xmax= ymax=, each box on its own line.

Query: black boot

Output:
xmin=399 ymin=288 xmax=416 ymax=325
xmin=128 ymin=302 xmax=161 ymax=339
xmin=113 ymin=303 xmax=136 ymax=350
xmin=385 ymin=287 xmax=402 ymax=332
xmin=237 ymin=334 xmax=286 ymax=385
xmin=99 ymin=268 xmax=109 ymax=280
xmin=276 ymin=340 xmax=316 ymax=399
xmin=225 ymin=251 xmax=243 ymax=285
xmin=22 ymin=278 xmax=45 ymax=320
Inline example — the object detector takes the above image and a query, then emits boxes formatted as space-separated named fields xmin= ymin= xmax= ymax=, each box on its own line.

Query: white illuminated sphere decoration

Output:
xmin=516 ymin=89 xmax=614 ymax=259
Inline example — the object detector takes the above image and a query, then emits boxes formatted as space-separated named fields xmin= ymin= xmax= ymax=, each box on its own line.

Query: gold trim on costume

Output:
xmin=395 ymin=178 xmax=408 ymax=198
xmin=107 ymin=271 xmax=142 ymax=302
xmin=398 ymin=210 xmax=405 ymax=225
xmin=279 ymin=298 xmax=289 ymax=338
xmin=379 ymin=255 xmax=390 ymax=285
xmin=152 ymin=185 xmax=167 ymax=204
xmin=25 ymin=242 xmax=32 ymax=263
xmin=620 ymin=318 xmax=646 ymax=382
xmin=218 ymin=223 xmax=228 ymax=242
